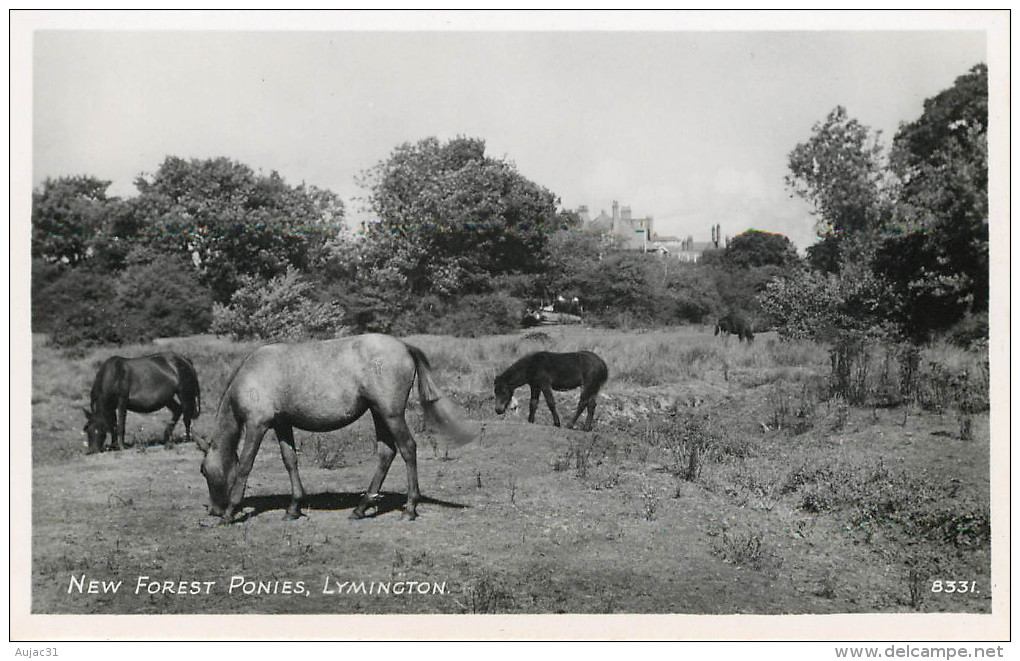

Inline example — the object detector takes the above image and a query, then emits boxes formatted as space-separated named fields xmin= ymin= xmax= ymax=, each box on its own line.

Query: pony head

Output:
xmin=199 ymin=441 xmax=238 ymax=517
xmin=82 ymin=408 xmax=108 ymax=454
xmin=493 ymin=376 xmax=514 ymax=415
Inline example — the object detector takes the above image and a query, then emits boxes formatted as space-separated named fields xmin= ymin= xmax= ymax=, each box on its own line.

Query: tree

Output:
xmin=31 ymin=176 xmax=114 ymax=266
xmin=786 ymin=107 xmax=890 ymax=272
xmin=211 ymin=267 xmax=346 ymax=341
xmin=877 ymin=63 xmax=989 ymax=340
xmin=720 ymin=229 xmax=801 ymax=269
xmin=540 ymin=228 xmax=616 ymax=305
xmin=359 ymin=136 xmax=561 ymax=297
xmin=132 ymin=156 xmax=346 ymax=301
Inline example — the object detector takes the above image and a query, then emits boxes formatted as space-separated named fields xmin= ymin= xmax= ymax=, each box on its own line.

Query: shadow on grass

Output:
xmin=237 ymin=491 xmax=469 ymax=522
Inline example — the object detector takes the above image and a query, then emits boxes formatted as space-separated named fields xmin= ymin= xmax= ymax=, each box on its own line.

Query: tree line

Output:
xmin=32 ymin=64 xmax=987 ymax=349
xmin=769 ymin=64 xmax=988 ymax=346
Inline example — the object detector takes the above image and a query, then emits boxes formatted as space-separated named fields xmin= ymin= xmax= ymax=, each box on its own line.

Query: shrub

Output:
xmin=424 ymin=293 xmax=527 ymax=338
xmin=36 ymin=252 xmax=216 ymax=347
xmin=114 ymin=252 xmax=215 ymax=341
xmin=713 ymin=524 xmax=784 ymax=578
xmin=31 ymin=258 xmax=67 ymax=332
xmin=211 ymin=267 xmax=346 ymax=341
xmin=41 ymin=268 xmax=126 ymax=347
xmin=650 ymin=409 xmax=717 ymax=483
xmin=759 ymin=267 xmax=897 ymax=343
xmin=945 ymin=312 xmax=989 ymax=350
xmin=759 ymin=269 xmax=842 ymax=340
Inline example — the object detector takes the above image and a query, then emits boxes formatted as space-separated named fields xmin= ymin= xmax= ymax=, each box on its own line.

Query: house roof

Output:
xmin=587 ymin=211 xmax=613 ymax=233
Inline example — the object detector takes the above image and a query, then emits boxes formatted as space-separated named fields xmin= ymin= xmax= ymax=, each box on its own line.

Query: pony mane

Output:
xmin=214 ymin=350 xmax=258 ymax=419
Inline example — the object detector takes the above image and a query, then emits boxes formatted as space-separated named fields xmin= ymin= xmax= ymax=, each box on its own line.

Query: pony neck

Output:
xmin=500 ymin=357 xmax=531 ymax=388
xmin=209 ymin=405 xmax=242 ymax=457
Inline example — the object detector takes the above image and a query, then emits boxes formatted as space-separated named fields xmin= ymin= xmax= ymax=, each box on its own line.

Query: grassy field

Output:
xmin=29 ymin=326 xmax=991 ymax=615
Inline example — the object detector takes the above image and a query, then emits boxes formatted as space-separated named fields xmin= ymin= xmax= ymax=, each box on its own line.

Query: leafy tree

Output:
xmin=132 ymin=156 xmax=345 ymax=301
xmin=359 ymin=136 xmax=561 ymax=297
xmin=540 ymin=228 xmax=616 ymax=305
xmin=786 ymin=106 xmax=890 ymax=272
xmin=877 ymin=63 xmax=988 ymax=340
xmin=720 ymin=229 xmax=801 ymax=269
xmin=661 ymin=262 xmax=718 ymax=323
xmin=31 ymin=176 xmax=115 ymax=266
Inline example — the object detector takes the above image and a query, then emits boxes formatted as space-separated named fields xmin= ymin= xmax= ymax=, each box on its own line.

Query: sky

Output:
xmin=27 ymin=13 xmax=992 ymax=254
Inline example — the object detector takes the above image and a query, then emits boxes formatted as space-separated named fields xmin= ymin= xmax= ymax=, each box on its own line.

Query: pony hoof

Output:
xmin=282 ymin=510 xmax=303 ymax=521
xmin=350 ymin=510 xmax=366 ymax=520
xmin=401 ymin=510 xmax=418 ymax=521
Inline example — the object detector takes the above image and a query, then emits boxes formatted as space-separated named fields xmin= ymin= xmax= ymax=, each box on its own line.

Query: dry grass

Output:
xmin=30 ymin=326 xmax=992 ymax=615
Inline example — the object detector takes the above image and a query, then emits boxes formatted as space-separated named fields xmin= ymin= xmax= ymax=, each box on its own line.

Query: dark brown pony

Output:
xmin=199 ymin=334 xmax=475 ymax=523
xmin=83 ymin=353 xmax=201 ymax=453
xmin=715 ymin=313 xmax=755 ymax=342
xmin=493 ymin=351 xmax=608 ymax=430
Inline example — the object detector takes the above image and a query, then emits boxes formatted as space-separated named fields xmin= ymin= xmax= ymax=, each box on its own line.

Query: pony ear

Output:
xmin=82 ymin=408 xmax=92 ymax=420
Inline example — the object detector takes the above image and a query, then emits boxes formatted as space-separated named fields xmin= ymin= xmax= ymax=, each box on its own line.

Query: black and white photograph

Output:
xmin=10 ymin=10 xmax=1009 ymax=645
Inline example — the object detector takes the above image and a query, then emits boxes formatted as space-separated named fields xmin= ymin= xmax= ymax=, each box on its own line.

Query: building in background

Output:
xmin=647 ymin=235 xmax=716 ymax=262
xmin=578 ymin=200 xmax=722 ymax=262
xmin=583 ymin=200 xmax=653 ymax=251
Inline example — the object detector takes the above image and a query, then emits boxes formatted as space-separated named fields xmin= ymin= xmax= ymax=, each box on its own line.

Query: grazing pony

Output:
xmin=493 ymin=351 xmax=608 ymax=430
xmin=198 ymin=334 xmax=475 ymax=523
xmin=715 ymin=313 xmax=755 ymax=343
xmin=83 ymin=353 xmax=201 ymax=453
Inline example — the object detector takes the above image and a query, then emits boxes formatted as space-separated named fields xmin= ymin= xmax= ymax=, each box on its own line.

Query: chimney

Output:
xmin=612 ymin=200 xmax=619 ymax=235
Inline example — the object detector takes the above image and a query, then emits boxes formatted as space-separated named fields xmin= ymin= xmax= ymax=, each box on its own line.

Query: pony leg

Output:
xmin=183 ymin=409 xmax=194 ymax=444
xmin=115 ymin=401 xmax=127 ymax=450
xmin=387 ymin=415 xmax=421 ymax=520
xmin=224 ymin=423 xmax=269 ymax=521
xmin=584 ymin=398 xmax=598 ymax=431
xmin=528 ymin=385 xmax=540 ymax=423
xmin=566 ymin=391 xmax=594 ymax=430
xmin=163 ymin=399 xmax=182 ymax=449
xmin=352 ymin=411 xmax=398 ymax=520
xmin=275 ymin=424 xmax=305 ymax=520
xmin=542 ymin=385 xmax=561 ymax=427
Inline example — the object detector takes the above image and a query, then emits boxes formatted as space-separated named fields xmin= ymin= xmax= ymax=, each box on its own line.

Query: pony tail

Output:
xmin=405 ymin=343 xmax=477 ymax=447
xmin=405 ymin=344 xmax=441 ymax=402
xmin=174 ymin=355 xmax=202 ymax=419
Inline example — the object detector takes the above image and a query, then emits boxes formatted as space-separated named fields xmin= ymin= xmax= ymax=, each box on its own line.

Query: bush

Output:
xmin=35 ymin=251 xmax=216 ymax=347
xmin=45 ymin=283 xmax=123 ymax=348
xmin=31 ymin=258 xmax=67 ymax=332
xmin=424 ymin=293 xmax=527 ymax=338
xmin=945 ymin=312 xmax=989 ymax=350
xmin=759 ymin=269 xmax=844 ymax=341
xmin=759 ymin=267 xmax=897 ymax=342
xmin=39 ymin=268 xmax=129 ymax=347
xmin=114 ymin=251 xmax=214 ymax=341
xmin=211 ymin=267 xmax=346 ymax=341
